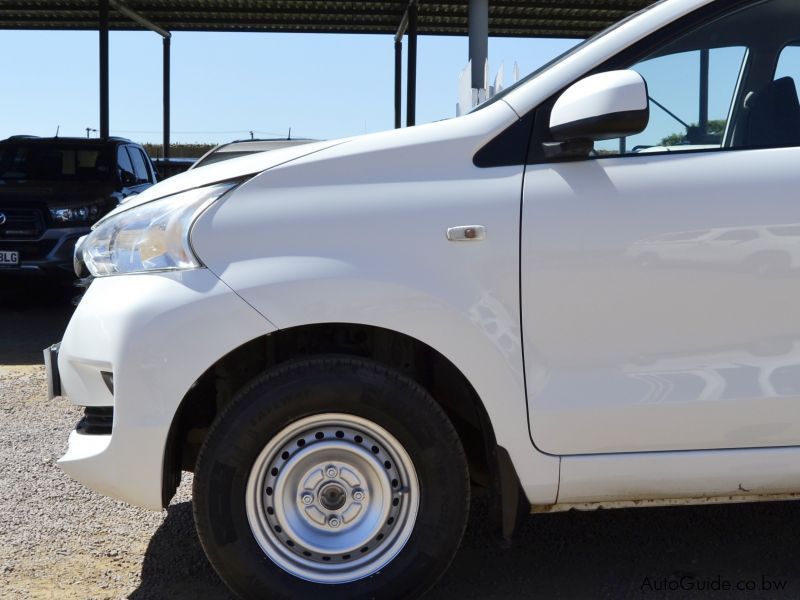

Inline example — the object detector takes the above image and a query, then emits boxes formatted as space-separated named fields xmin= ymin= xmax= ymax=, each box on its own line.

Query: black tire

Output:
xmin=193 ymin=355 xmax=470 ymax=600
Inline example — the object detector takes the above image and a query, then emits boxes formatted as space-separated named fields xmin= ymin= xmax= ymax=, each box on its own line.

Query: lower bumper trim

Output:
xmin=76 ymin=406 xmax=114 ymax=435
xmin=43 ymin=343 xmax=62 ymax=400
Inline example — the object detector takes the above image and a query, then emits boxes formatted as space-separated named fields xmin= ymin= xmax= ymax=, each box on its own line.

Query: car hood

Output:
xmin=106 ymin=139 xmax=348 ymax=218
xmin=100 ymin=99 xmax=516 ymax=225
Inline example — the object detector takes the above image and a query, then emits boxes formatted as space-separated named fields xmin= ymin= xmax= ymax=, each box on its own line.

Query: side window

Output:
xmin=769 ymin=224 xmax=800 ymax=237
xmin=117 ymin=146 xmax=134 ymax=178
xmin=775 ymin=44 xmax=800 ymax=95
xmin=135 ymin=148 xmax=155 ymax=182
xmin=586 ymin=0 xmax=800 ymax=158
xmin=594 ymin=47 xmax=746 ymax=156
xmin=713 ymin=229 xmax=758 ymax=242
xmin=127 ymin=146 xmax=150 ymax=184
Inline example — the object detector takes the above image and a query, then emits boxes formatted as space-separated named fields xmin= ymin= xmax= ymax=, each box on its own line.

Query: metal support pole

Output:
xmin=468 ymin=0 xmax=489 ymax=90
xmin=406 ymin=4 xmax=417 ymax=127
xmin=163 ymin=36 xmax=170 ymax=159
xmin=109 ymin=1 xmax=172 ymax=153
xmin=394 ymin=39 xmax=402 ymax=129
xmin=699 ymin=48 xmax=709 ymax=136
xmin=99 ymin=0 xmax=109 ymax=139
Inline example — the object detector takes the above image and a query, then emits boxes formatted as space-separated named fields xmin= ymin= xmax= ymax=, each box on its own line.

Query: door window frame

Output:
xmin=522 ymin=0 xmax=791 ymax=165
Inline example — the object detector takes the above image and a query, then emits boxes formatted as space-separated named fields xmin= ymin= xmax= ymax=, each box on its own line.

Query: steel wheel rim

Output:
xmin=245 ymin=412 xmax=420 ymax=584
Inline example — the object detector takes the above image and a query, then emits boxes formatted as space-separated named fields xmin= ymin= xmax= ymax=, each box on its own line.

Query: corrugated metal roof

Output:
xmin=0 ymin=1 xmax=657 ymax=38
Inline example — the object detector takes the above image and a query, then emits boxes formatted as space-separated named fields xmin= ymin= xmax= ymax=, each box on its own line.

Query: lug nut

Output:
xmin=352 ymin=489 xmax=365 ymax=502
xmin=326 ymin=466 xmax=338 ymax=478
xmin=300 ymin=493 xmax=314 ymax=505
xmin=328 ymin=516 xmax=341 ymax=528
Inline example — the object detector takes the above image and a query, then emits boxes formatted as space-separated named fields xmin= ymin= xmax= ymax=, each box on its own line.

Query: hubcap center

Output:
xmin=319 ymin=483 xmax=347 ymax=511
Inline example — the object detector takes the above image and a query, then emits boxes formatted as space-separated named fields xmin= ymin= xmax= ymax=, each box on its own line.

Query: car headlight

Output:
xmin=82 ymin=182 xmax=235 ymax=277
xmin=49 ymin=201 xmax=105 ymax=224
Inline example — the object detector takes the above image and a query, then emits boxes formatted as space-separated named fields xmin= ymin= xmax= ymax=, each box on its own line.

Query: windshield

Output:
xmin=0 ymin=143 xmax=112 ymax=182
xmin=471 ymin=0 xmax=669 ymax=113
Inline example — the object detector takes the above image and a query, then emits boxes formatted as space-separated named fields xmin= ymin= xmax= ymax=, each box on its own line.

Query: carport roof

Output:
xmin=0 ymin=0 xmax=657 ymax=38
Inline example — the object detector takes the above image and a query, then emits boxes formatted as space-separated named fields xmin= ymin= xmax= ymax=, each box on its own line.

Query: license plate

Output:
xmin=0 ymin=250 xmax=19 ymax=265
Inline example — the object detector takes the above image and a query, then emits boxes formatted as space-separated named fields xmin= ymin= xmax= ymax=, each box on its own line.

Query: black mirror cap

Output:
xmin=120 ymin=169 xmax=137 ymax=185
xmin=550 ymin=106 xmax=649 ymax=143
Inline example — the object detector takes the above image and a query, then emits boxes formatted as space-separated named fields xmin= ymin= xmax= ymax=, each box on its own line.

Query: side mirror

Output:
xmin=545 ymin=70 xmax=649 ymax=159
xmin=120 ymin=169 xmax=137 ymax=186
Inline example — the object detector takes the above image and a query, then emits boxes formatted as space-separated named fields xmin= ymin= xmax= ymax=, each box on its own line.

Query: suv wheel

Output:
xmin=193 ymin=356 xmax=469 ymax=599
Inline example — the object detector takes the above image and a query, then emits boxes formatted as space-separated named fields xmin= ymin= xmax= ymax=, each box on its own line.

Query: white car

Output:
xmin=48 ymin=0 xmax=800 ymax=597
xmin=627 ymin=224 xmax=800 ymax=272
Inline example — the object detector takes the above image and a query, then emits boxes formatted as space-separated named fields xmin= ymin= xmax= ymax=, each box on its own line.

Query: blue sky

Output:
xmin=0 ymin=30 xmax=576 ymax=144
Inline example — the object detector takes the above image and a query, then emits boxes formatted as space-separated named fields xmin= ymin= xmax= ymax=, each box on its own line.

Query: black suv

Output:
xmin=0 ymin=136 xmax=156 ymax=284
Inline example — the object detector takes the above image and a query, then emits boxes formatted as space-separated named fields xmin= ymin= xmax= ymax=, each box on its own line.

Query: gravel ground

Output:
xmin=0 ymin=288 xmax=232 ymax=599
xmin=4 ymin=287 xmax=800 ymax=599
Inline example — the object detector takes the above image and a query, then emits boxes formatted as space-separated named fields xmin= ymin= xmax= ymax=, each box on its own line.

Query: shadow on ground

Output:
xmin=132 ymin=496 xmax=800 ymax=599
xmin=129 ymin=501 xmax=233 ymax=600
xmin=0 ymin=284 xmax=75 ymax=364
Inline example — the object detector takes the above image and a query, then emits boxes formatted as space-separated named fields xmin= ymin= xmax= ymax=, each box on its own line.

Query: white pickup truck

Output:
xmin=48 ymin=0 xmax=800 ymax=597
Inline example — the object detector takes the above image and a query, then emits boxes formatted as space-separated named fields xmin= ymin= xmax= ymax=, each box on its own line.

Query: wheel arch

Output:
xmin=163 ymin=322 xmax=525 ymax=537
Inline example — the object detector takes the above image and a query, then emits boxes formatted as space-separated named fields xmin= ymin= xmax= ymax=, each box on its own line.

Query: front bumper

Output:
xmin=0 ymin=226 xmax=88 ymax=282
xmin=56 ymin=269 xmax=275 ymax=510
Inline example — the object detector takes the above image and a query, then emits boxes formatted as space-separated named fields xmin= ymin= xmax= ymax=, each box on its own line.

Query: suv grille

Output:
xmin=0 ymin=240 xmax=57 ymax=260
xmin=0 ymin=208 xmax=45 ymax=239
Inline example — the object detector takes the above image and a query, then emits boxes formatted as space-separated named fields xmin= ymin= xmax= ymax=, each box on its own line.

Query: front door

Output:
xmin=521 ymin=0 xmax=800 ymax=455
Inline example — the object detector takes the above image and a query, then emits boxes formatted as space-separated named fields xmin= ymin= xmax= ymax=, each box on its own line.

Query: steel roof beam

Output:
xmin=109 ymin=0 xmax=170 ymax=38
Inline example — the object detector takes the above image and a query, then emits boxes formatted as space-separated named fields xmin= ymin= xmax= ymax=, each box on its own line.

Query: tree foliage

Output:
xmin=660 ymin=119 xmax=726 ymax=147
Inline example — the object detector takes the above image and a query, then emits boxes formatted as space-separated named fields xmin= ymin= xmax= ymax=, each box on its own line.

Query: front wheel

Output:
xmin=193 ymin=356 xmax=470 ymax=599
